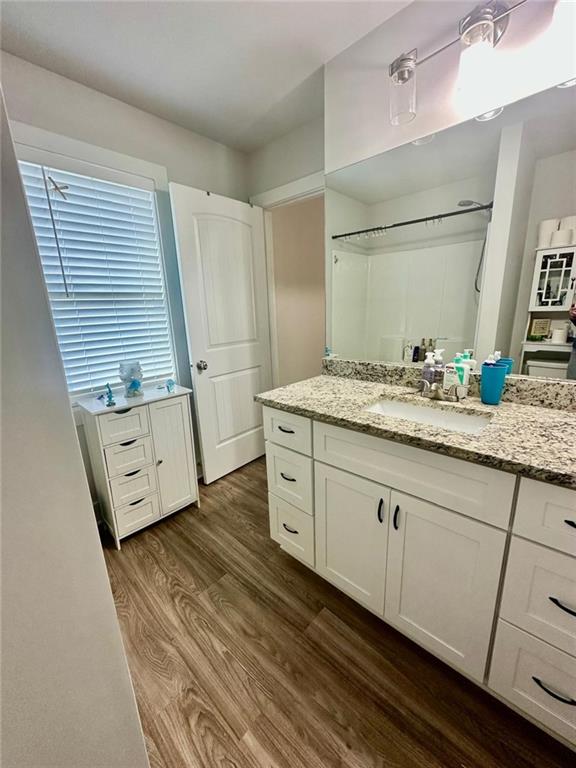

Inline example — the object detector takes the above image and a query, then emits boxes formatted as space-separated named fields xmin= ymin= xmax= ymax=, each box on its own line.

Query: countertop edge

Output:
xmin=255 ymin=394 xmax=576 ymax=490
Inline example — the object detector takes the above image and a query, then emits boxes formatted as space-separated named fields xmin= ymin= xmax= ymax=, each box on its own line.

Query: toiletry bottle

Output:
xmin=419 ymin=338 xmax=426 ymax=362
xmin=463 ymin=350 xmax=477 ymax=371
xmin=412 ymin=343 xmax=420 ymax=363
xmin=453 ymin=355 xmax=470 ymax=386
xmin=443 ymin=362 xmax=459 ymax=391
xmin=422 ymin=352 xmax=436 ymax=386
xmin=433 ymin=349 xmax=445 ymax=384
xmin=427 ymin=338 xmax=435 ymax=354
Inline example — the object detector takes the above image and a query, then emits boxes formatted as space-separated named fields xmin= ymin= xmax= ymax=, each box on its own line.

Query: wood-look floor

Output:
xmin=104 ymin=458 xmax=573 ymax=768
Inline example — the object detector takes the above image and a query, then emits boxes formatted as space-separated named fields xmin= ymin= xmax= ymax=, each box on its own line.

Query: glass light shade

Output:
xmin=389 ymin=55 xmax=416 ymax=126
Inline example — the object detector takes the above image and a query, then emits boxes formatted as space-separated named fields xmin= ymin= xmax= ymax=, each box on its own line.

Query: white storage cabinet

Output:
xmin=79 ymin=386 xmax=198 ymax=548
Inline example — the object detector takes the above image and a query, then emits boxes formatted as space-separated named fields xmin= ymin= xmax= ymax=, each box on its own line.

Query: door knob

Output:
xmin=196 ymin=360 xmax=208 ymax=372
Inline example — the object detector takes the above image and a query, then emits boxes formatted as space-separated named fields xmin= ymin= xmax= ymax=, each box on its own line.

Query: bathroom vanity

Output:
xmin=256 ymin=367 xmax=576 ymax=749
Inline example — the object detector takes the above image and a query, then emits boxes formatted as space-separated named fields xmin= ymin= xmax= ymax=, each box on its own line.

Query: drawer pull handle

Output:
xmin=280 ymin=472 xmax=296 ymax=482
xmin=278 ymin=425 xmax=295 ymax=434
xmin=549 ymin=596 xmax=576 ymax=617
xmin=393 ymin=504 xmax=400 ymax=530
xmin=532 ymin=677 xmax=576 ymax=706
xmin=119 ymin=439 xmax=137 ymax=447
xmin=125 ymin=469 xmax=141 ymax=477
xmin=282 ymin=523 xmax=299 ymax=535
xmin=377 ymin=498 xmax=384 ymax=524
xmin=129 ymin=497 xmax=146 ymax=506
xmin=564 ymin=519 xmax=576 ymax=529
xmin=115 ymin=408 xmax=132 ymax=415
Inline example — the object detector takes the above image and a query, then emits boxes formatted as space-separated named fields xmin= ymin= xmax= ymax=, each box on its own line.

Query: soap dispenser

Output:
xmin=433 ymin=349 xmax=445 ymax=384
xmin=422 ymin=352 xmax=436 ymax=386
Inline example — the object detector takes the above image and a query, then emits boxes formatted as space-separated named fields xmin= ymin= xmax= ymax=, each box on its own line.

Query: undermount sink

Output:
xmin=364 ymin=399 xmax=490 ymax=435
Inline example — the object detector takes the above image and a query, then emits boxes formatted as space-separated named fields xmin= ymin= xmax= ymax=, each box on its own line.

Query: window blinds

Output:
xmin=19 ymin=161 xmax=175 ymax=394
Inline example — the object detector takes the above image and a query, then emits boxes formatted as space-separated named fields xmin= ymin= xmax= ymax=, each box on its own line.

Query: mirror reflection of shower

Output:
xmin=457 ymin=200 xmax=493 ymax=294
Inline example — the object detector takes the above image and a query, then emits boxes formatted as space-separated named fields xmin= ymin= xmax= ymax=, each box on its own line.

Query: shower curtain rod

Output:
xmin=331 ymin=202 xmax=493 ymax=241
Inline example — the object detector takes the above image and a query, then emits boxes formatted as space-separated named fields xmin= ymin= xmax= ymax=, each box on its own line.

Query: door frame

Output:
xmin=250 ymin=172 xmax=325 ymax=387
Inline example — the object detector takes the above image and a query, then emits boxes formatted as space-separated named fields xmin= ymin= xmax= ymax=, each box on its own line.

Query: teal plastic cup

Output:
xmin=481 ymin=363 xmax=507 ymax=405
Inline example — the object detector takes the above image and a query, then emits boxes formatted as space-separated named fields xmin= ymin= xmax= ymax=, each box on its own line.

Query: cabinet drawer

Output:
xmin=110 ymin=466 xmax=157 ymax=508
xmin=263 ymin=406 xmax=312 ymax=456
xmin=490 ymin=620 xmax=576 ymax=745
xmin=500 ymin=537 xmax=576 ymax=656
xmin=266 ymin=442 xmax=313 ymax=514
xmin=313 ymin=421 xmax=514 ymax=529
xmin=269 ymin=493 xmax=314 ymax=567
xmin=514 ymin=478 xmax=576 ymax=555
xmin=99 ymin=406 xmax=149 ymax=446
xmin=116 ymin=493 xmax=160 ymax=538
xmin=104 ymin=435 xmax=154 ymax=478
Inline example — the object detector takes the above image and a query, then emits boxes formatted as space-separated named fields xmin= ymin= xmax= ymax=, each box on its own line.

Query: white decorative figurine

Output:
xmin=119 ymin=360 xmax=143 ymax=398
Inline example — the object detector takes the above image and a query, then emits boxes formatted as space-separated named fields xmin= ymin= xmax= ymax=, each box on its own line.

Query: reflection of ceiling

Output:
xmin=328 ymin=85 xmax=576 ymax=204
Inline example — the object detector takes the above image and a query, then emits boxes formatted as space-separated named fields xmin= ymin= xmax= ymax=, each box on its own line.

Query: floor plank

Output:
xmin=104 ymin=457 xmax=573 ymax=768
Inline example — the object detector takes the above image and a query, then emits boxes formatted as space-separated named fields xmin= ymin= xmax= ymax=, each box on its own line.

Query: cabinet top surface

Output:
xmin=77 ymin=384 xmax=192 ymax=416
xmin=256 ymin=376 xmax=576 ymax=490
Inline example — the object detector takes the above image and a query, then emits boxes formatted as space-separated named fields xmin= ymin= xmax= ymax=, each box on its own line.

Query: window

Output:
xmin=20 ymin=161 xmax=175 ymax=395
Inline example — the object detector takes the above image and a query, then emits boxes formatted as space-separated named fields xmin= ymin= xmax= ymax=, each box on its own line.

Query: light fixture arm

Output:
xmin=390 ymin=0 xmax=528 ymax=73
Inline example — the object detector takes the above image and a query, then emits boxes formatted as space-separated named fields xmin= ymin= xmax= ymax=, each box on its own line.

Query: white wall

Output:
xmin=509 ymin=148 xmax=576 ymax=363
xmin=325 ymin=0 xmax=576 ymax=174
xmin=1 ymin=52 xmax=248 ymax=199
xmin=1 ymin=93 xmax=149 ymax=768
xmin=248 ymin=115 xmax=324 ymax=197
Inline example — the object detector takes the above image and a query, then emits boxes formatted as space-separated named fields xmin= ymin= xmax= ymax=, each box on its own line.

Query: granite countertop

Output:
xmin=255 ymin=375 xmax=576 ymax=489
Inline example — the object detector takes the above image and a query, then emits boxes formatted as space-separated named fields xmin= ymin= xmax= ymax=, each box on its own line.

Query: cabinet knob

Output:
xmin=156 ymin=459 xmax=163 ymax=466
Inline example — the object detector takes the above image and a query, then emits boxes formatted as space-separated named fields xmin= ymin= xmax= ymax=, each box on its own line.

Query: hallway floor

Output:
xmin=104 ymin=458 xmax=573 ymax=768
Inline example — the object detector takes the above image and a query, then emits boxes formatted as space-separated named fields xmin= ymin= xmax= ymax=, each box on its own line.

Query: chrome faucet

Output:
xmin=420 ymin=380 xmax=467 ymax=402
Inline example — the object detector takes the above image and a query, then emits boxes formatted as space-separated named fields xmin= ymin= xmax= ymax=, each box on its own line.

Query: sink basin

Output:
xmin=364 ymin=399 xmax=490 ymax=435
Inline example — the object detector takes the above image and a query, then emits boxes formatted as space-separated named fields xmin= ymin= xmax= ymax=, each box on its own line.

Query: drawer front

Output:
xmin=263 ymin=406 xmax=312 ymax=456
xmin=313 ymin=421 xmax=515 ymax=529
xmin=116 ymin=494 xmax=160 ymax=538
xmin=500 ymin=537 xmax=576 ymax=656
xmin=269 ymin=493 xmax=314 ymax=567
xmin=104 ymin=436 xmax=154 ymax=478
xmin=514 ymin=478 xmax=576 ymax=555
xmin=110 ymin=466 xmax=157 ymax=508
xmin=266 ymin=442 xmax=313 ymax=514
xmin=99 ymin=406 xmax=149 ymax=446
xmin=489 ymin=620 xmax=576 ymax=745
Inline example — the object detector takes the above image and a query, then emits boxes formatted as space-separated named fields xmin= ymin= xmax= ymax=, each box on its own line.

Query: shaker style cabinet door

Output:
xmin=315 ymin=463 xmax=389 ymax=615
xmin=149 ymin=396 xmax=197 ymax=515
xmin=385 ymin=491 xmax=506 ymax=681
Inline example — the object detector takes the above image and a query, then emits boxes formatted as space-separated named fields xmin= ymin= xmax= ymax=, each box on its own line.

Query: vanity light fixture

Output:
xmin=389 ymin=49 xmax=417 ymax=126
xmin=387 ymin=0 xmax=529 ymax=127
xmin=557 ymin=78 xmax=576 ymax=88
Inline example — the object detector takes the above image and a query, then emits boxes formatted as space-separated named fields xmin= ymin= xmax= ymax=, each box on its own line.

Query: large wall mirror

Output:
xmin=326 ymin=84 xmax=576 ymax=378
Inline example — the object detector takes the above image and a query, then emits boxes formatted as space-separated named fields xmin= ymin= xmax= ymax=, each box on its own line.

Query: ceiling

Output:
xmin=327 ymin=84 xmax=576 ymax=204
xmin=0 ymin=0 xmax=411 ymax=153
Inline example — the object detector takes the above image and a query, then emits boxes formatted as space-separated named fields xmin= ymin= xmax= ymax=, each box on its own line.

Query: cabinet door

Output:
xmin=529 ymin=249 xmax=576 ymax=312
xmin=149 ymin=397 xmax=197 ymax=515
xmin=315 ymin=463 xmax=389 ymax=615
xmin=385 ymin=491 xmax=506 ymax=680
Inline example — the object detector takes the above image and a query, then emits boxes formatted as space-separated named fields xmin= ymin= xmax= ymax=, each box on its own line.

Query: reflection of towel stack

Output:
xmin=538 ymin=216 xmax=576 ymax=249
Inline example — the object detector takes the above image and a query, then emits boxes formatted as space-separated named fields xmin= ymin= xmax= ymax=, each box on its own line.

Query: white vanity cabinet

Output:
xmin=489 ymin=477 xmax=576 ymax=746
xmin=315 ymin=463 xmax=389 ymax=615
xmin=263 ymin=405 xmax=576 ymax=747
xmin=79 ymin=386 xmax=198 ymax=548
xmin=385 ymin=491 xmax=506 ymax=680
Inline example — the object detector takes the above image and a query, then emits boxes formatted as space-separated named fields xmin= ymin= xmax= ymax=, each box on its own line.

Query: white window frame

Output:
xmin=13 ymin=122 xmax=180 ymax=409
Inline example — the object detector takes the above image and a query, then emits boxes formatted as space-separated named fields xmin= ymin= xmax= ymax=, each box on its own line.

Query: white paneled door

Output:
xmin=170 ymin=184 xmax=272 ymax=483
